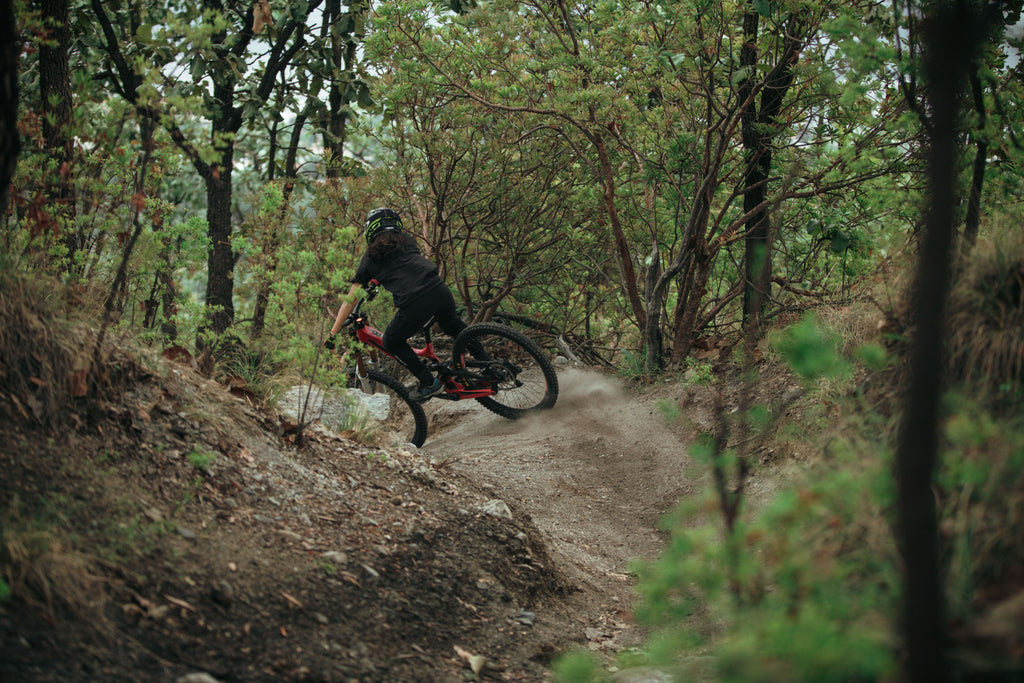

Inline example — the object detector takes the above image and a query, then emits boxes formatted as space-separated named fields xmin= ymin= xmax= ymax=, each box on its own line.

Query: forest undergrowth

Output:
xmin=555 ymin=234 xmax=1024 ymax=681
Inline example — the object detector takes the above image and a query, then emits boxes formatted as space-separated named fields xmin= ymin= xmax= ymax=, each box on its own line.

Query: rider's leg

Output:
xmin=433 ymin=287 xmax=492 ymax=360
xmin=382 ymin=308 xmax=436 ymax=387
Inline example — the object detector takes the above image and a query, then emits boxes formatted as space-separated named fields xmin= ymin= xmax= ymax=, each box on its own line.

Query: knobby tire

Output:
xmin=365 ymin=369 xmax=429 ymax=448
xmin=451 ymin=322 xmax=559 ymax=419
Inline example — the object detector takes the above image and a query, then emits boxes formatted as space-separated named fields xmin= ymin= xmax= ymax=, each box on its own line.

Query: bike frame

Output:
xmin=343 ymin=281 xmax=497 ymax=401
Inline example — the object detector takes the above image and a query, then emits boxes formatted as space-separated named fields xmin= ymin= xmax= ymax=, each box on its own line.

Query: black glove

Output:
xmin=324 ymin=334 xmax=336 ymax=350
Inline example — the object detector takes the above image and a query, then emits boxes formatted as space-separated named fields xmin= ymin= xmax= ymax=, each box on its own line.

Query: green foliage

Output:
xmin=185 ymin=447 xmax=216 ymax=473
xmin=768 ymin=313 xmax=851 ymax=382
xmin=684 ymin=357 xmax=715 ymax=386
xmin=938 ymin=393 xmax=1024 ymax=620
xmin=627 ymin=441 xmax=898 ymax=682
xmin=365 ymin=0 xmax=922 ymax=372
xmin=552 ymin=651 xmax=608 ymax=683
xmin=855 ymin=342 xmax=890 ymax=371
xmin=617 ymin=350 xmax=648 ymax=381
xmin=592 ymin=300 xmax=908 ymax=682
xmin=655 ymin=398 xmax=680 ymax=425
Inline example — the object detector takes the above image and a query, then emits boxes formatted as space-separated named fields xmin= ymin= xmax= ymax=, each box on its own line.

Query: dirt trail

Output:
xmin=423 ymin=368 xmax=697 ymax=637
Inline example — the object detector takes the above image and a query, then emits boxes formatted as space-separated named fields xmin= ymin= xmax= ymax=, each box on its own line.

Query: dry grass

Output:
xmin=0 ymin=270 xmax=94 ymax=425
xmin=1 ymin=499 xmax=107 ymax=626
xmin=946 ymin=221 xmax=1024 ymax=396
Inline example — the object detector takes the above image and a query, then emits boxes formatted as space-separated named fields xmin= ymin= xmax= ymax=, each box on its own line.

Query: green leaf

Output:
xmin=829 ymin=230 xmax=852 ymax=252
xmin=136 ymin=23 xmax=154 ymax=43
xmin=190 ymin=55 xmax=206 ymax=82
xmin=731 ymin=67 xmax=752 ymax=87
xmin=357 ymin=84 xmax=375 ymax=108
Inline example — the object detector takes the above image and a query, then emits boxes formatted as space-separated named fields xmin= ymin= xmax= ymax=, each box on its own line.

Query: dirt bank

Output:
xmin=1 ymin=358 xmax=700 ymax=682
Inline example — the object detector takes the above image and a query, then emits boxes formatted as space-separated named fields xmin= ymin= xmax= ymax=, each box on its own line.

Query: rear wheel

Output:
xmin=363 ymin=369 xmax=429 ymax=448
xmin=451 ymin=323 xmax=559 ymax=419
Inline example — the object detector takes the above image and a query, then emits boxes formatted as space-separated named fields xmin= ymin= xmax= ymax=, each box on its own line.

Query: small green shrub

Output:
xmin=552 ymin=651 xmax=609 ymax=682
xmin=186 ymin=447 xmax=217 ymax=473
xmin=767 ymin=312 xmax=850 ymax=382
xmin=584 ymin=311 xmax=900 ymax=682
xmin=938 ymin=393 xmax=1024 ymax=621
xmin=617 ymin=349 xmax=647 ymax=381
xmin=630 ymin=445 xmax=898 ymax=682
xmin=684 ymin=357 xmax=715 ymax=385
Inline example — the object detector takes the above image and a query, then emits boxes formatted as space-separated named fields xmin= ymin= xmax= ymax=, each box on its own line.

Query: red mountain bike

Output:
xmin=332 ymin=281 xmax=559 ymax=447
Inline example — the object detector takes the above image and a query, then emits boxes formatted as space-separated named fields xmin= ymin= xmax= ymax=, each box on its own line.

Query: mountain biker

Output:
xmin=326 ymin=207 xmax=476 ymax=402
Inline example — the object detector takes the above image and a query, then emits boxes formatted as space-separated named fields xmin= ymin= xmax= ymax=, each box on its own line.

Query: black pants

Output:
xmin=382 ymin=284 xmax=467 ymax=386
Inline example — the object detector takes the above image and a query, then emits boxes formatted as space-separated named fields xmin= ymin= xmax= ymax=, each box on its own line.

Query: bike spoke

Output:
xmin=451 ymin=323 xmax=558 ymax=419
xmin=363 ymin=370 xmax=429 ymax=447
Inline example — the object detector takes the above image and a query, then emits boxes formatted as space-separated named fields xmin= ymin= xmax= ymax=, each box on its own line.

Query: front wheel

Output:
xmin=451 ymin=322 xmax=559 ymax=419
xmin=364 ymin=369 xmax=429 ymax=448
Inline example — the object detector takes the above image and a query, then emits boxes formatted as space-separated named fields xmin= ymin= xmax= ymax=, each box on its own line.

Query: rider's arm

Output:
xmin=329 ymin=282 xmax=363 ymax=336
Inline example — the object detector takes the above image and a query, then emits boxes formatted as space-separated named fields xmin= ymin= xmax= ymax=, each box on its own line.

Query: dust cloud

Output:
xmin=424 ymin=367 xmax=694 ymax=598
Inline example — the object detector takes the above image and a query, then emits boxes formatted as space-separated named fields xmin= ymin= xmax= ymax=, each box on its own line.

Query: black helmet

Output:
xmin=364 ymin=207 xmax=403 ymax=244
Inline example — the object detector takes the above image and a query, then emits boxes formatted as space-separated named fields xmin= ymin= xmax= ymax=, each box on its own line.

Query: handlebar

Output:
xmin=326 ymin=280 xmax=382 ymax=349
xmin=340 ymin=279 xmax=380 ymax=329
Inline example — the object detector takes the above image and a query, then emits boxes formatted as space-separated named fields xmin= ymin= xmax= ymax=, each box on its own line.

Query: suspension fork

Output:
xmin=354 ymin=348 xmax=379 ymax=394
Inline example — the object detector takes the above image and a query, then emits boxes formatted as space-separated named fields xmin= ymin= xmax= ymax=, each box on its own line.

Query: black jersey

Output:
xmin=352 ymin=235 xmax=443 ymax=308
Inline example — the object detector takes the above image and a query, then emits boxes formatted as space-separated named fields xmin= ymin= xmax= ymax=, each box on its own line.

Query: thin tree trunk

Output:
xmin=0 ymin=0 xmax=19 ymax=208
xmin=593 ymin=131 xmax=647 ymax=333
xmin=325 ymin=0 xmax=345 ymax=175
xmin=740 ymin=10 xmax=770 ymax=329
xmin=37 ymin=0 xmax=76 ymax=266
xmin=642 ymin=241 xmax=663 ymax=373
xmin=204 ymin=28 xmax=242 ymax=338
xmin=205 ymin=165 xmax=235 ymax=336
xmin=962 ymin=70 xmax=987 ymax=254
xmin=741 ymin=12 xmax=805 ymax=332
xmin=672 ymin=254 xmax=713 ymax=362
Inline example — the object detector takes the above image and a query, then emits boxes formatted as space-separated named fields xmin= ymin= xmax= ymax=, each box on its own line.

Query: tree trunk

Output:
xmin=205 ymin=163 xmax=235 ymax=336
xmin=203 ymin=24 xmax=243 ymax=338
xmin=324 ymin=0 xmax=363 ymax=178
xmin=896 ymin=4 xmax=998 ymax=681
xmin=671 ymin=253 xmax=714 ymax=363
xmin=37 ymin=0 xmax=76 ymax=265
xmin=741 ymin=12 xmax=804 ymax=332
xmin=593 ymin=131 xmax=647 ymax=335
xmin=961 ymin=70 xmax=987 ymax=254
xmin=325 ymin=0 xmax=346 ymax=176
xmin=739 ymin=10 xmax=770 ymax=329
xmin=741 ymin=8 xmax=802 ymax=333
xmin=204 ymin=83 xmax=237 ymax=336
xmin=0 ymin=0 xmax=19 ymax=208
xmin=642 ymin=242 xmax=664 ymax=373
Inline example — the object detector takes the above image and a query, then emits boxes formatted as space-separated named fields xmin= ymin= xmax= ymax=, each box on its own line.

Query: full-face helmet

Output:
xmin=363 ymin=207 xmax=403 ymax=245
